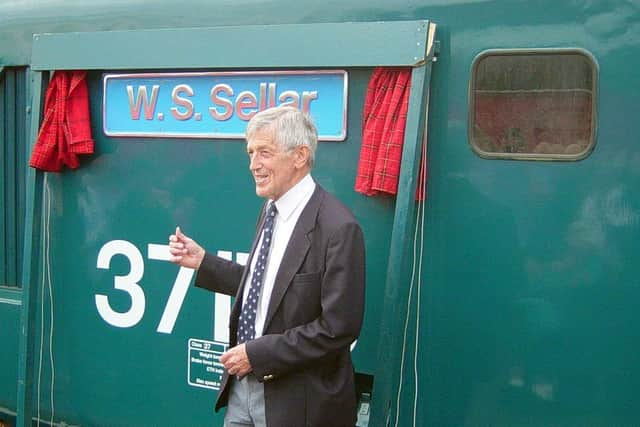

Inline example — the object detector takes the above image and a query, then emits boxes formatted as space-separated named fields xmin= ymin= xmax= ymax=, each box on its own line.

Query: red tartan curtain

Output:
xmin=355 ymin=67 xmax=427 ymax=201
xmin=30 ymin=70 xmax=94 ymax=172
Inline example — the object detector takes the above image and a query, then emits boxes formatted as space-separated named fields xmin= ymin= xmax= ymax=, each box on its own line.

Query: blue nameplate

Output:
xmin=103 ymin=71 xmax=348 ymax=141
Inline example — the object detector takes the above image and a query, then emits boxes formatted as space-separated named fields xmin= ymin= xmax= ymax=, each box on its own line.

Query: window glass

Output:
xmin=470 ymin=50 xmax=597 ymax=159
xmin=1 ymin=67 xmax=28 ymax=287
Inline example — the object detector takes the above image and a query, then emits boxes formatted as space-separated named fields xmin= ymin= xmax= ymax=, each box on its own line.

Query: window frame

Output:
xmin=468 ymin=48 xmax=599 ymax=161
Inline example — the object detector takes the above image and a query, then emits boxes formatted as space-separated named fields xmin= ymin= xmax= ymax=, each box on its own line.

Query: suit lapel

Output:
xmin=261 ymin=185 xmax=325 ymax=334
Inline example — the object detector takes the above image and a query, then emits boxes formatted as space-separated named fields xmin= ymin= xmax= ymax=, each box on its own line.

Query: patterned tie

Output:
xmin=237 ymin=202 xmax=278 ymax=344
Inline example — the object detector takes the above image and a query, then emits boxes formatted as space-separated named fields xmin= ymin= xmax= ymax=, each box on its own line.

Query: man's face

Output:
xmin=246 ymin=129 xmax=302 ymax=201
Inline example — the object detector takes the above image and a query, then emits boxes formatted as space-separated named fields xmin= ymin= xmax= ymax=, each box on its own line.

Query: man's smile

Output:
xmin=254 ymin=174 xmax=269 ymax=185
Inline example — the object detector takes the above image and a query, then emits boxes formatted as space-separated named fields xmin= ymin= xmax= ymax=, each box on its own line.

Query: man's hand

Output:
xmin=168 ymin=226 xmax=205 ymax=269
xmin=220 ymin=344 xmax=253 ymax=377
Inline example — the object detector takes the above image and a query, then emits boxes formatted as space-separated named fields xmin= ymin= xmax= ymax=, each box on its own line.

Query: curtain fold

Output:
xmin=355 ymin=67 xmax=426 ymax=201
xmin=30 ymin=71 xmax=94 ymax=172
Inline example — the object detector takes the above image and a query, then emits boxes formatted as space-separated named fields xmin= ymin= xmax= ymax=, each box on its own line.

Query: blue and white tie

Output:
xmin=237 ymin=202 xmax=277 ymax=344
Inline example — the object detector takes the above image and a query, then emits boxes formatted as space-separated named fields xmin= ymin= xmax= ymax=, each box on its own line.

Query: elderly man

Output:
xmin=169 ymin=106 xmax=365 ymax=427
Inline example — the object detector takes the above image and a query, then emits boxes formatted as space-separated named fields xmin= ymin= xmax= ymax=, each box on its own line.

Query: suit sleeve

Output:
xmin=246 ymin=221 xmax=365 ymax=379
xmin=194 ymin=251 xmax=245 ymax=296
xmin=195 ymin=205 xmax=266 ymax=296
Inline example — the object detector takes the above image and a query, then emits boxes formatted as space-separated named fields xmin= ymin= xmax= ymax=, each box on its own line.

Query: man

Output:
xmin=168 ymin=106 xmax=366 ymax=427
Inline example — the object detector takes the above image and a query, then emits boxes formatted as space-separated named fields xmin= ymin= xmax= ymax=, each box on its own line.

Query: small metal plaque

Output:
xmin=187 ymin=338 xmax=227 ymax=391
xmin=103 ymin=70 xmax=348 ymax=141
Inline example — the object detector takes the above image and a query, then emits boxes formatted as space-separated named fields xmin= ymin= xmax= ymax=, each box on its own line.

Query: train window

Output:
xmin=469 ymin=49 xmax=597 ymax=160
xmin=0 ymin=67 xmax=28 ymax=287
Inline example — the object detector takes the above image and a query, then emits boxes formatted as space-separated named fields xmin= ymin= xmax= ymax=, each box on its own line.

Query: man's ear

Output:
xmin=293 ymin=145 xmax=311 ymax=169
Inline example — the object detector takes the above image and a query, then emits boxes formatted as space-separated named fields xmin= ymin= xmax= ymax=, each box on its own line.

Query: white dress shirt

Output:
xmin=242 ymin=174 xmax=316 ymax=339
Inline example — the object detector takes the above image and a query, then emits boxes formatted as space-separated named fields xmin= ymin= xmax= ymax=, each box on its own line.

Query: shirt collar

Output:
xmin=272 ymin=174 xmax=315 ymax=222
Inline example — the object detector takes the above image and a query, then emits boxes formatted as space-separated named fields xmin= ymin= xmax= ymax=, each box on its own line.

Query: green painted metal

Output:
xmin=14 ymin=68 xmax=27 ymax=289
xmin=13 ymin=67 xmax=396 ymax=426
xmin=0 ymin=67 xmax=27 ymax=287
xmin=412 ymin=3 xmax=638 ymax=425
xmin=2 ymin=1 xmax=640 ymax=427
xmin=0 ymin=67 xmax=6 ymax=286
xmin=17 ymin=19 xmax=434 ymax=427
xmin=0 ymin=301 xmax=20 ymax=414
xmin=16 ymin=70 xmax=44 ymax=427
xmin=19 ymin=21 xmax=436 ymax=425
xmin=0 ymin=287 xmax=21 ymax=305
xmin=0 ymin=66 xmax=27 ymax=425
xmin=0 ymin=285 xmax=21 ymax=413
xmin=31 ymin=21 xmax=430 ymax=70
xmin=0 ymin=64 xmax=19 ymax=424
xmin=370 ymin=62 xmax=433 ymax=427
xmin=4 ymin=70 xmax=16 ymax=286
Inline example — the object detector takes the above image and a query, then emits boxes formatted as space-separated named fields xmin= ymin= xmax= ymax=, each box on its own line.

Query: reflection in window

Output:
xmin=470 ymin=50 xmax=597 ymax=160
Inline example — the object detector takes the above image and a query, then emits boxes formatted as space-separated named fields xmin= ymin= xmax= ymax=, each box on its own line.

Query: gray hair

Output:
xmin=246 ymin=106 xmax=318 ymax=167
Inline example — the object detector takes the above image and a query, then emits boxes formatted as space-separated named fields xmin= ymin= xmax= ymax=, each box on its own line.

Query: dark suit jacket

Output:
xmin=195 ymin=184 xmax=366 ymax=427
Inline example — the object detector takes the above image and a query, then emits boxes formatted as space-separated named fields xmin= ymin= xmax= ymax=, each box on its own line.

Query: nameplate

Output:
xmin=103 ymin=71 xmax=348 ymax=141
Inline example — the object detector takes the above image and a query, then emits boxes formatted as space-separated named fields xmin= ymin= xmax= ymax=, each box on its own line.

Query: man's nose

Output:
xmin=249 ymin=154 xmax=259 ymax=171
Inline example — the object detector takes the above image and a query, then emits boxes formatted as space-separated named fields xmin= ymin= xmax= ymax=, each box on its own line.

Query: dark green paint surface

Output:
xmin=0 ymin=302 xmax=19 ymax=413
xmin=1 ymin=1 xmax=640 ymax=426
xmin=10 ymin=69 xmax=390 ymax=426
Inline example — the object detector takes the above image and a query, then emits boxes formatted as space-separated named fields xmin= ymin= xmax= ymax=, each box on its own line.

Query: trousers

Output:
xmin=223 ymin=375 xmax=266 ymax=427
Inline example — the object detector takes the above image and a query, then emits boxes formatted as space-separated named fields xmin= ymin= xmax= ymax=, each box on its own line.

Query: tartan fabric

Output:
xmin=29 ymin=70 xmax=95 ymax=172
xmin=355 ymin=67 xmax=427 ymax=201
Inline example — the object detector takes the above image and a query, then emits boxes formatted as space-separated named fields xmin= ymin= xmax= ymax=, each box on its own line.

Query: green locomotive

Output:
xmin=1 ymin=1 xmax=638 ymax=426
